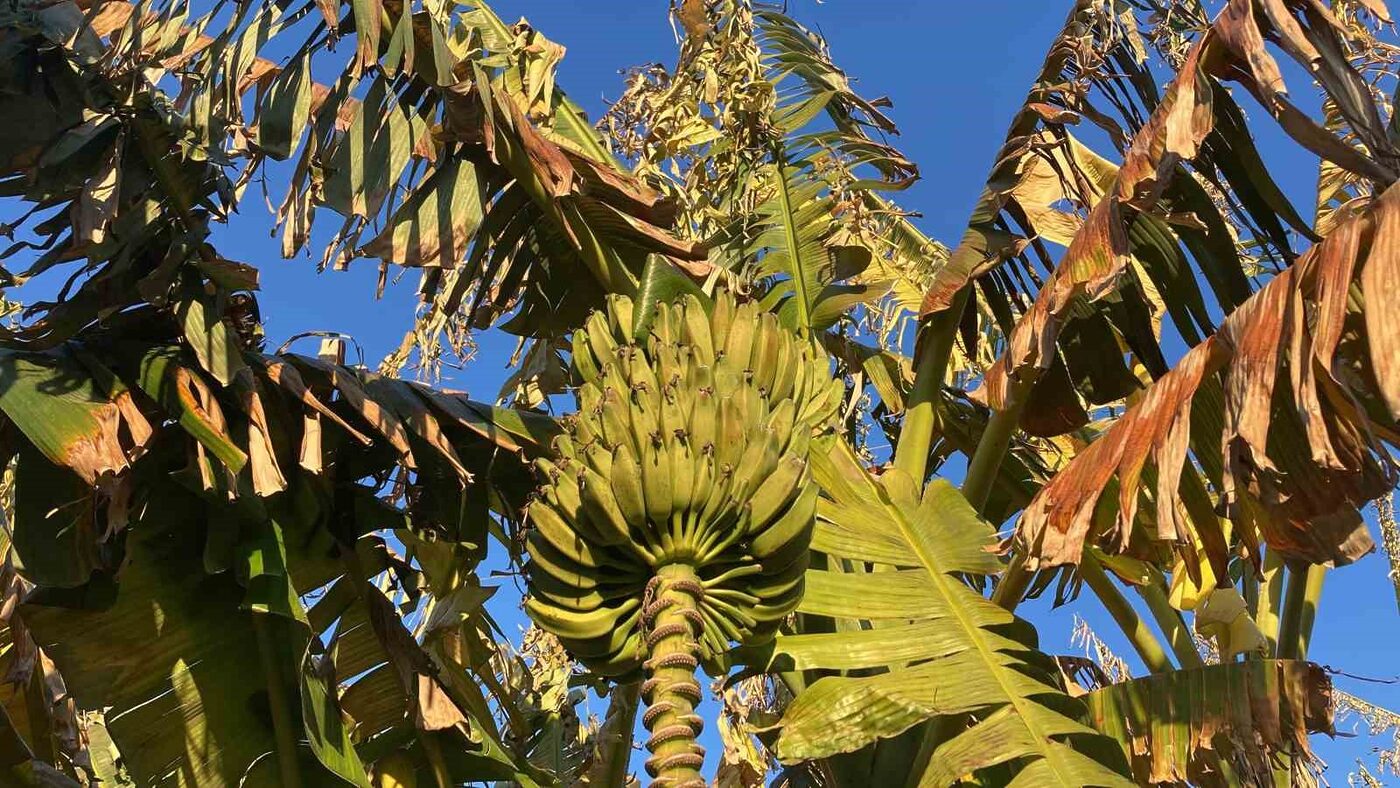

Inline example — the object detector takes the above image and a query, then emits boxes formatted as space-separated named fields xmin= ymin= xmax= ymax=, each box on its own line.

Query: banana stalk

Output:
xmin=1255 ymin=549 xmax=1286 ymax=653
xmin=1078 ymin=552 xmax=1173 ymax=674
xmin=894 ymin=287 xmax=971 ymax=482
xmin=640 ymin=564 xmax=707 ymax=786
xmin=1276 ymin=562 xmax=1326 ymax=661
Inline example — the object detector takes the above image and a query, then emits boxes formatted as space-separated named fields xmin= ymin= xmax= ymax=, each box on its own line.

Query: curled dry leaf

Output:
xmin=1085 ymin=659 xmax=1334 ymax=786
xmin=920 ymin=0 xmax=1160 ymax=316
xmin=1017 ymin=179 xmax=1400 ymax=570
xmin=972 ymin=34 xmax=1218 ymax=411
xmin=361 ymin=579 xmax=469 ymax=732
xmin=0 ymin=351 xmax=149 ymax=486
xmin=962 ymin=0 xmax=1400 ymax=419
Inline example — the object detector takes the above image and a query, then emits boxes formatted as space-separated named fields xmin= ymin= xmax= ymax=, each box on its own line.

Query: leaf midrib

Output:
xmin=870 ymin=473 xmax=1080 ymax=786
xmin=772 ymin=153 xmax=816 ymax=330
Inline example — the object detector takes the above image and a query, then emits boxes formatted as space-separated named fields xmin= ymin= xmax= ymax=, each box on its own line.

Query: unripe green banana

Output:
xmin=527 ymin=594 xmax=639 ymax=642
xmin=714 ymin=396 xmax=749 ymax=470
xmin=599 ymin=386 xmax=635 ymax=453
xmin=577 ymin=466 xmax=644 ymax=553
xmin=537 ymin=458 xmax=581 ymax=519
xmin=526 ymin=531 xmax=644 ymax=591
xmin=750 ymin=312 xmax=781 ymax=395
xmin=576 ymin=384 xmax=603 ymax=418
xmin=692 ymin=464 xmax=738 ymax=549
xmin=799 ymin=376 xmax=846 ymax=428
xmin=765 ymin=398 xmax=799 ymax=456
xmin=687 ymin=387 xmax=717 ymax=451
xmin=721 ymin=304 xmax=755 ymax=375
xmin=659 ymin=387 xmax=687 ymax=445
xmin=529 ymin=566 xmax=638 ymax=612
xmin=639 ymin=438 xmax=673 ymax=529
xmin=573 ymin=328 xmax=602 ymax=387
xmin=743 ymin=548 xmax=811 ymax=600
xmin=736 ymin=577 xmax=807 ymax=627
xmin=651 ymin=299 xmax=679 ymax=348
xmin=687 ymin=449 xmax=714 ymax=516
xmin=653 ymin=344 xmax=685 ymax=395
xmin=700 ymin=562 xmax=763 ymax=589
xmin=683 ymin=297 xmax=715 ymax=365
xmin=746 ymin=453 xmax=807 ymax=531
xmin=731 ymin=428 xmax=781 ymax=503
xmin=580 ymin=629 xmax=645 ymax=676
xmin=625 ymin=350 xmax=661 ymax=405
xmin=572 ymin=416 xmax=601 ymax=450
xmin=584 ymin=311 xmax=617 ymax=377
xmin=749 ymin=481 xmax=819 ymax=560
xmin=667 ymin=438 xmax=695 ymax=526
xmin=557 ymin=605 xmax=644 ymax=660
xmin=610 ymin=446 xmax=649 ymax=531
xmin=727 ymin=386 xmax=766 ymax=448
xmin=709 ymin=290 xmax=735 ymax=351
xmin=630 ymin=386 xmax=660 ymax=453
xmin=699 ymin=593 xmax=759 ymax=634
xmin=527 ymin=501 xmax=630 ymax=571
xmin=605 ymin=294 xmax=633 ymax=340
xmin=768 ymin=332 xmax=798 ymax=403
xmin=581 ymin=440 xmax=613 ymax=476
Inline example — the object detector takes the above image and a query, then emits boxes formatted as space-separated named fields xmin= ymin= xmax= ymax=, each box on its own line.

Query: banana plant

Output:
xmin=523 ymin=291 xmax=842 ymax=785
xmin=3 ymin=0 xmax=1400 ymax=786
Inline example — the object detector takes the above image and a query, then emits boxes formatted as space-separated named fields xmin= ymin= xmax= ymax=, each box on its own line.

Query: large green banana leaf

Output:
xmin=22 ymin=478 xmax=359 ymax=788
xmin=765 ymin=438 xmax=1133 ymax=786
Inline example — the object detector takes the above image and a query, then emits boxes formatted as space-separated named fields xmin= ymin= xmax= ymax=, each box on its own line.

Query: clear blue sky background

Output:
xmin=210 ymin=0 xmax=1400 ymax=781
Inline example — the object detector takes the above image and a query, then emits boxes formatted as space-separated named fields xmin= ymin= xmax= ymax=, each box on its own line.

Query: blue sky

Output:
xmin=226 ymin=0 xmax=1400 ymax=781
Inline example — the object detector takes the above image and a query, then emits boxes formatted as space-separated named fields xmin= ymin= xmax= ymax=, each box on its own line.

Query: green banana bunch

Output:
xmin=529 ymin=292 xmax=839 ymax=671
xmin=525 ymin=291 xmax=839 ymax=786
